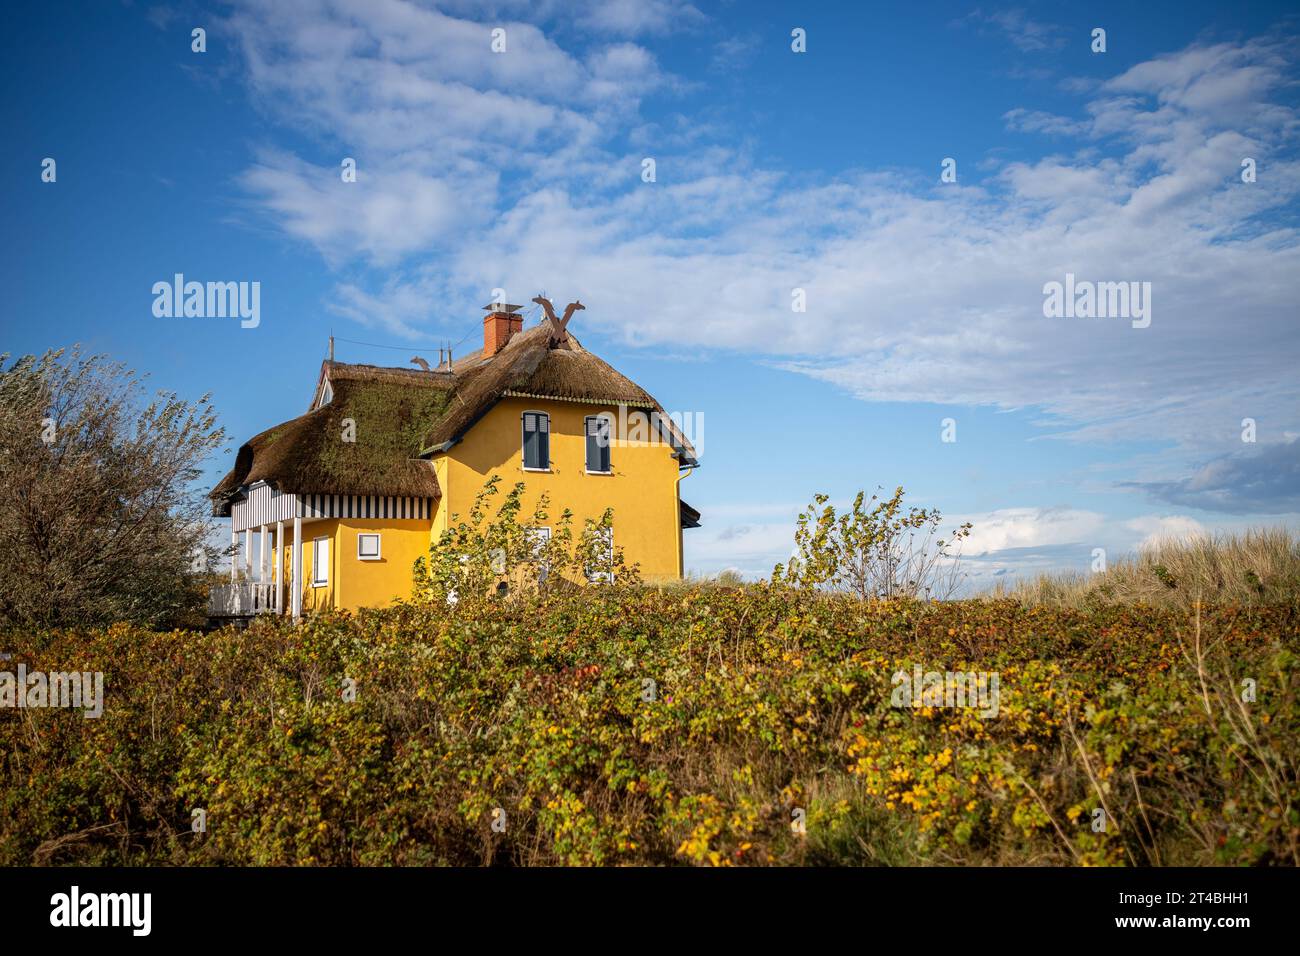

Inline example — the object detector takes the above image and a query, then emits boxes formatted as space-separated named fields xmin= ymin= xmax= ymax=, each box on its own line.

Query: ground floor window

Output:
xmin=312 ymin=537 xmax=330 ymax=586
xmin=357 ymin=533 xmax=381 ymax=560
xmin=526 ymin=526 xmax=551 ymax=582
xmin=585 ymin=527 xmax=614 ymax=583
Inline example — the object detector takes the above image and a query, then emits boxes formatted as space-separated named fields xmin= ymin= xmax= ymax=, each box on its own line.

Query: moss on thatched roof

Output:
xmin=211 ymin=320 xmax=698 ymax=515
xmin=210 ymin=372 xmax=449 ymax=515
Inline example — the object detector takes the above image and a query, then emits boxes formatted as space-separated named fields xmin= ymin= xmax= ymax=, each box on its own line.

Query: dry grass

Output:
xmin=651 ymin=568 xmax=747 ymax=595
xmin=986 ymin=527 xmax=1300 ymax=609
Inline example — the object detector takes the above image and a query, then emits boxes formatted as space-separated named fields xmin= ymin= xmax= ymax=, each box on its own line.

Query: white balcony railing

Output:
xmin=209 ymin=582 xmax=280 ymax=618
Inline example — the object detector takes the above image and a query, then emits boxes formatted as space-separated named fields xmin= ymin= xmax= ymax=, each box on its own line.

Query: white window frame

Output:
xmin=585 ymin=526 xmax=614 ymax=583
xmin=525 ymin=526 xmax=552 ymax=583
xmin=357 ymin=533 xmax=382 ymax=561
xmin=584 ymin=414 xmax=613 ymax=475
xmin=312 ymin=536 xmax=330 ymax=587
xmin=521 ymin=410 xmax=551 ymax=472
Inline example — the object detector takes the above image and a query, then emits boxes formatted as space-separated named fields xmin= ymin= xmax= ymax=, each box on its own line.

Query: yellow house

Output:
xmin=208 ymin=300 xmax=700 ymax=619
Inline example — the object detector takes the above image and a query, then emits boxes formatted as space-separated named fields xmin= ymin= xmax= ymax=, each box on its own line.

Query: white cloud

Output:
xmin=238 ymin=152 xmax=482 ymax=267
xmin=225 ymin=0 xmax=676 ymax=265
xmin=1126 ymin=515 xmax=1209 ymax=550
xmin=954 ymin=507 xmax=1106 ymax=556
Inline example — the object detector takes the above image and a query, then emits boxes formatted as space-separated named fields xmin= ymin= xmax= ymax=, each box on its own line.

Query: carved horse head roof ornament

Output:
xmin=532 ymin=295 xmax=585 ymax=346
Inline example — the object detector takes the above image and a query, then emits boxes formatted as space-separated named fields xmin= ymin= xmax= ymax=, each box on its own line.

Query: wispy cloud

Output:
xmin=710 ymin=33 xmax=761 ymax=73
xmin=238 ymin=151 xmax=481 ymax=268
xmin=576 ymin=0 xmax=705 ymax=37
xmin=951 ymin=8 xmax=1065 ymax=53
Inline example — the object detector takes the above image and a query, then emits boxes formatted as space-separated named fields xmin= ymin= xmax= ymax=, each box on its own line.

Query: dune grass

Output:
xmin=986 ymin=527 xmax=1300 ymax=610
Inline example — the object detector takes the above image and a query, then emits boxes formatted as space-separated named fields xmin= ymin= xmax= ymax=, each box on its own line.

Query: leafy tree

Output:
xmin=776 ymin=486 xmax=972 ymax=600
xmin=412 ymin=475 xmax=636 ymax=610
xmin=0 ymin=347 xmax=226 ymax=628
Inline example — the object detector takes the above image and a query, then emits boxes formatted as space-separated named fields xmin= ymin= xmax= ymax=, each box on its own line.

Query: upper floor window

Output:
xmin=585 ymin=415 xmax=611 ymax=473
xmin=522 ymin=412 xmax=550 ymax=470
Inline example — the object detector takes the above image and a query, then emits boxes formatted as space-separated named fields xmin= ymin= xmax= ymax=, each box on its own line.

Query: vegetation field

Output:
xmin=2 ymin=584 xmax=1296 ymax=866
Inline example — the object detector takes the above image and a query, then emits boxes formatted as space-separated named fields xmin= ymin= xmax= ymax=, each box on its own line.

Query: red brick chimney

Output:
xmin=482 ymin=301 xmax=524 ymax=356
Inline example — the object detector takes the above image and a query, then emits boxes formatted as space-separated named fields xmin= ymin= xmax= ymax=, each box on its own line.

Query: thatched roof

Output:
xmin=323 ymin=360 xmax=454 ymax=389
xmin=210 ymin=367 xmax=449 ymax=515
xmin=420 ymin=323 xmax=681 ymax=452
xmin=211 ymin=319 xmax=699 ymax=515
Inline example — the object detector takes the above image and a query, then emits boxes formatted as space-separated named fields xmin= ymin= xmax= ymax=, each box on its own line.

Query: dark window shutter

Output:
xmin=585 ymin=417 xmax=599 ymax=472
xmin=524 ymin=413 xmax=547 ymax=469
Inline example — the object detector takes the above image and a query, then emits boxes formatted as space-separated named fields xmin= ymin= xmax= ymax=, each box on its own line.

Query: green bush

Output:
xmin=2 ymin=588 xmax=1296 ymax=866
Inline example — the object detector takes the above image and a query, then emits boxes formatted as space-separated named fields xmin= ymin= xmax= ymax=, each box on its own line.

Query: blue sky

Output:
xmin=4 ymin=0 xmax=1299 ymax=584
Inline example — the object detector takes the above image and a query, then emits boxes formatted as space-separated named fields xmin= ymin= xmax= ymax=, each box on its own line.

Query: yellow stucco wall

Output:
xmin=278 ymin=517 xmax=433 ymax=614
xmin=435 ymin=397 xmax=684 ymax=582
xmin=333 ymin=519 xmax=432 ymax=610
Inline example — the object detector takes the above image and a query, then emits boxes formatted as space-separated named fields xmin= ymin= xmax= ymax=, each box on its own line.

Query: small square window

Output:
xmin=357 ymin=533 xmax=382 ymax=560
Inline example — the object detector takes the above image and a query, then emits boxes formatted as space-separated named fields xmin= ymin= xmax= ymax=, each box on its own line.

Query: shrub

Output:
xmin=1 ymin=588 xmax=1294 ymax=867
xmin=776 ymin=487 xmax=972 ymax=600
xmin=411 ymin=475 xmax=638 ymax=611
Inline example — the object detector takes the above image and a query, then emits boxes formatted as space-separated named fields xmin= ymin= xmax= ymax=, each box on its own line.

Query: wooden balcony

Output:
xmin=208 ymin=582 xmax=280 ymax=619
